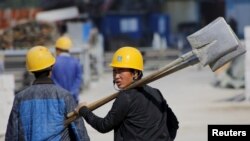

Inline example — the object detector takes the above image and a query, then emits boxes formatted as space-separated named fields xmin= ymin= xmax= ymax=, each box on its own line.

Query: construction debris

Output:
xmin=0 ymin=20 xmax=59 ymax=50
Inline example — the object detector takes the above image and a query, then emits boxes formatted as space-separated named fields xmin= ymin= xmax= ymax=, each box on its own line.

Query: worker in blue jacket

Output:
xmin=5 ymin=46 xmax=89 ymax=141
xmin=52 ymin=36 xmax=83 ymax=104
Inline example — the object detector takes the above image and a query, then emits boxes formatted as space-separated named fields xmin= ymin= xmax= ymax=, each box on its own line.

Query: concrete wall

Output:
xmin=0 ymin=74 xmax=14 ymax=137
xmin=165 ymin=0 xmax=198 ymax=33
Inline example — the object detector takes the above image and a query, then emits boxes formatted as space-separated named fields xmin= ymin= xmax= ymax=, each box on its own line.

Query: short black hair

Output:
xmin=33 ymin=67 xmax=52 ymax=79
xmin=56 ymin=47 xmax=69 ymax=52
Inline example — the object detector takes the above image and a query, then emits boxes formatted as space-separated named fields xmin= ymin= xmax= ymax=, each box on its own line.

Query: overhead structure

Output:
xmin=36 ymin=6 xmax=79 ymax=22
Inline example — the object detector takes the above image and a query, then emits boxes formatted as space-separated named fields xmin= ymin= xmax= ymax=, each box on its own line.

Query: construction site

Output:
xmin=1 ymin=0 xmax=250 ymax=141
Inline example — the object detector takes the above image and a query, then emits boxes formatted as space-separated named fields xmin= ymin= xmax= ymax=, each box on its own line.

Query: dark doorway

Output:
xmin=199 ymin=0 xmax=225 ymax=27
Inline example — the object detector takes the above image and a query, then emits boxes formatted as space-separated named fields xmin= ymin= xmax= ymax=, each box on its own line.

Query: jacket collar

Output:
xmin=59 ymin=52 xmax=70 ymax=57
xmin=33 ymin=77 xmax=54 ymax=85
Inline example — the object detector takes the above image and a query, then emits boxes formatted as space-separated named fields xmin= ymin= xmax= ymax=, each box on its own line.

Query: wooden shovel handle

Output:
xmin=65 ymin=51 xmax=196 ymax=126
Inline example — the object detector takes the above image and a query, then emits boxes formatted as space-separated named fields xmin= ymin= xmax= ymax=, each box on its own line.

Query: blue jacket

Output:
xmin=52 ymin=53 xmax=83 ymax=103
xmin=5 ymin=77 xmax=89 ymax=141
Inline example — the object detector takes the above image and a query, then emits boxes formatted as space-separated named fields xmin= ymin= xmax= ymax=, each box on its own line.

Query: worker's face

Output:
xmin=113 ymin=68 xmax=134 ymax=89
xmin=55 ymin=48 xmax=61 ymax=56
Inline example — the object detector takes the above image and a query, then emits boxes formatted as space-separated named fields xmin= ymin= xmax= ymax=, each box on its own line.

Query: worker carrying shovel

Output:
xmin=75 ymin=46 xmax=179 ymax=141
xmin=67 ymin=17 xmax=246 ymax=141
xmin=5 ymin=46 xmax=89 ymax=141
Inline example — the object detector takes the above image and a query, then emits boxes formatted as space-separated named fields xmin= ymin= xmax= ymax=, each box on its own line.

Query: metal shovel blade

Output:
xmin=209 ymin=25 xmax=246 ymax=71
xmin=187 ymin=17 xmax=239 ymax=66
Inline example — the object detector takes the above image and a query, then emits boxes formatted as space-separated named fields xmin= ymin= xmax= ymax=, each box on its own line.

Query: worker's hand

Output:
xmin=74 ymin=102 xmax=88 ymax=115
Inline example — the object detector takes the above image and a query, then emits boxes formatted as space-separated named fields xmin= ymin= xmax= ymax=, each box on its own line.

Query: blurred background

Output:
xmin=0 ymin=0 xmax=248 ymax=51
xmin=0 ymin=0 xmax=250 ymax=140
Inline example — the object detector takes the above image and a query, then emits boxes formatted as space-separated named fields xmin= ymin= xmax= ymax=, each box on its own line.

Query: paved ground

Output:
xmin=80 ymin=66 xmax=249 ymax=141
xmin=1 ymin=63 xmax=249 ymax=141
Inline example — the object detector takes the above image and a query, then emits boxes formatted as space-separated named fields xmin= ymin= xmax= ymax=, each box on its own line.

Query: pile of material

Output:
xmin=0 ymin=20 xmax=58 ymax=50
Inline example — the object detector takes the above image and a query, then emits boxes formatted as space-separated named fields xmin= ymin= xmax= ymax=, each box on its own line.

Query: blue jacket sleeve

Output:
xmin=5 ymin=98 xmax=21 ymax=141
xmin=65 ymin=94 xmax=90 ymax=141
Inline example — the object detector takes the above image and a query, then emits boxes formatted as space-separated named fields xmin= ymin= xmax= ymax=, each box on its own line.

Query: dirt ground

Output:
xmin=1 ymin=66 xmax=248 ymax=141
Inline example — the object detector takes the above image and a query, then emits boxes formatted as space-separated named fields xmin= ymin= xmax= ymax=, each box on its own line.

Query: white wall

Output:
xmin=244 ymin=26 xmax=250 ymax=101
xmin=0 ymin=74 xmax=14 ymax=137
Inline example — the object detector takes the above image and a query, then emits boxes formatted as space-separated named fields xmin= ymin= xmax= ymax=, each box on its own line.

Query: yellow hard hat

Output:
xmin=26 ymin=46 xmax=55 ymax=72
xmin=110 ymin=46 xmax=143 ymax=71
xmin=55 ymin=36 xmax=72 ymax=50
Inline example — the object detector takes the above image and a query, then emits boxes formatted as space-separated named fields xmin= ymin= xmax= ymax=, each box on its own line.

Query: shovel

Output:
xmin=64 ymin=17 xmax=246 ymax=126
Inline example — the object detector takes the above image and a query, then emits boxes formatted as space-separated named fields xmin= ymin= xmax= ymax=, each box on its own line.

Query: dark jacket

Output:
xmin=80 ymin=85 xmax=178 ymax=141
xmin=5 ymin=77 xmax=89 ymax=141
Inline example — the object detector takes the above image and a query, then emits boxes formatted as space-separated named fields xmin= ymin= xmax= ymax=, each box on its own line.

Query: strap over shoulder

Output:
xmin=155 ymin=89 xmax=179 ymax=140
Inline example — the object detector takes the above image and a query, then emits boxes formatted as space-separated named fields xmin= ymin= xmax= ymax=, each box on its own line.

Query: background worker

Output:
xmin=5 ymin=46 xmax=89 ymax=141
xmin=52 ymin=36 xmax=83 ymax=104
xmin=76 ymin=46 xmax=179 ymax=141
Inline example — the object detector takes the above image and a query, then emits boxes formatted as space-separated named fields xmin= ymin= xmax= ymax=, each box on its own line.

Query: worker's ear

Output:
xmin=132 ymin=70 xmax=139 ymax=80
